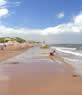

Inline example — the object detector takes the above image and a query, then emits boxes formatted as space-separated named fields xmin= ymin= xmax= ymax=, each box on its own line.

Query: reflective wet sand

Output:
xmin=0 ymin=62 xmax=71 ymax=95
xmin=0 ymin=47 xmax=82 ymax=95
xmin=0 ymin=63 xmax=82 ymax=95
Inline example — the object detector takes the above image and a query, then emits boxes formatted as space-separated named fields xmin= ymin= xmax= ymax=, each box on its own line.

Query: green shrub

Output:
xmin=5 ymin=40 xmax=9 ymax=42
xmin=15 ymin=37 xmax=25 ymax=43
xmin=0 ymin=37 xmax=26 ymax=43
xmin=0 ymin=38 xmax=5 ymax=43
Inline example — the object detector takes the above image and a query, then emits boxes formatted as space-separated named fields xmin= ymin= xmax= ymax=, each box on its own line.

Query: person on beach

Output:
xmin=0 ymin=43 xmax=7 ymax=50
xmin=49 ymin=50 xmax=56 ymax=56
xmin=0 ymin=44 xmax=4 ymax=50
xmin=49 ymin=49 xmax=57 ymax=62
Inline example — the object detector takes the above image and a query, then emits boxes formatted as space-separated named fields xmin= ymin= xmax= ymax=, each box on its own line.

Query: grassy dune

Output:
xmin=0 ymin=37 xmax=25 ymax=43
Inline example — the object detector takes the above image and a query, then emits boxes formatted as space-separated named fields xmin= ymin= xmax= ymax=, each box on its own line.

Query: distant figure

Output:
xmin=0 ymin=45 xmax=4 ymax=50
xmin=0 ymin=43 xmax=7 ymax=50
xmin=3 ymin=43 xmax=7 ymax=48
xmin=50 ymin=50 xmax=56 ymax=56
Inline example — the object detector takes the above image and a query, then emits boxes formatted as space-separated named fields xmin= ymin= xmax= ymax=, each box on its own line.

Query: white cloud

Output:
xmin=1 ymin=12 xmax=82 ymax=43
xmin=0 ymin=0 xmax=7 ymax=7
xmin=0 ymin=8 xmax=8 ymax=17
xmin=0 ymin=0 xmax=8 ymax=17
xmin=15 ymin=2 xmax=21 ymax=6
xmin=57 ymin=12 xmax=64 ymax=19
xmin=0 ymin=0 xmax=21 ymax=18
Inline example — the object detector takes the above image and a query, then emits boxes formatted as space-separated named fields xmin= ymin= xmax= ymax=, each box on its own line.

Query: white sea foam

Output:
xmin=52 ymin=47 xmax=82 ymax=57
xmin=51 ymin=46 xmax=82 ymax=76
xmin=65 ymin=58 xmax=82 ymax=76
xmin=57 ymin=47 xmax=76 ymax=51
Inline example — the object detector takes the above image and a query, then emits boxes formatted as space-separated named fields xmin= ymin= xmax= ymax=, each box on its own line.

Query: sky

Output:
xmin=0 ymin=0 xmax=82 ymax=43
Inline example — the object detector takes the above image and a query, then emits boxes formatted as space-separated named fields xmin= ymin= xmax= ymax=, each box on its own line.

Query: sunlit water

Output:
xmin=0 ymin=46 xmax=74 ymax=76
xmin=1 ymin=47 xmax=51 ymax=64
xmin=51 ymin=45 xmax=82 ymax=76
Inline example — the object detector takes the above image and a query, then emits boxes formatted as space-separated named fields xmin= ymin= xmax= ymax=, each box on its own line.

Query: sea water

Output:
xmin=51 ymin=44 xmax=82 ymax=76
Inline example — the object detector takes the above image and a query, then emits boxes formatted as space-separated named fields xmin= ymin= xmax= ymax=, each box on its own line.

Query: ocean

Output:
xmin=51 ymin=44 xmax=82 ymax=76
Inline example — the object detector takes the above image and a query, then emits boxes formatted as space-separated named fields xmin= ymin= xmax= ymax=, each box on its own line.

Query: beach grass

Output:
xmin=0 ymin=37 xmax=25 ymax=43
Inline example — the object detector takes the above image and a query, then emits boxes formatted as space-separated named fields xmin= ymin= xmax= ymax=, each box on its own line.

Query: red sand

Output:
xmin=0 ymin=45 xmax=31 ymax=62
xmin=0 ymin=63 xmax=82 ymax=95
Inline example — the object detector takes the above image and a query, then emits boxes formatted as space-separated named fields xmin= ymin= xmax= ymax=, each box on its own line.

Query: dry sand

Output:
xmin=0 ymin=45 xmax=32 ymax=62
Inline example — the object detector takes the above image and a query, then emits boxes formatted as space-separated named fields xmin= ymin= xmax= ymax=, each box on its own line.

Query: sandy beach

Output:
xmin=0 ymin=0 xmax=82 ymax=94
xmin=0 ymin=44 xmax=32 ymax=62
xmin=0 ymin=47 xmax=82 ymax=95
xmin=0 ymin=63 xmax=82 ymax=95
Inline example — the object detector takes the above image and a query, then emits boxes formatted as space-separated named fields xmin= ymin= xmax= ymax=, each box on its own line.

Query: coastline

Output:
xmin=39 ymin=47 xmax=74 ymax=72
xmin=0 ymin=47 xmax=82 ymax=95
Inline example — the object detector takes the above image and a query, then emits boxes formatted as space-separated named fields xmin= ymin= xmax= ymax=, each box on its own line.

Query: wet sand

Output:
xmin=0 ymin=63 xmax=82 ymax=95
xmin=0 ymin=47 xmax=82 ymax=95
xmin=49 ymin=54 xmax=73 ymax=71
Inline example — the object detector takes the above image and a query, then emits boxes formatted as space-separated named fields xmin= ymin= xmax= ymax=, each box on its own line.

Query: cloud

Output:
xmin=0 ymin=0 xmax=7 ymax=7
xmin=15 ymin=2 xmax=21 ymax=6
xmin=0 ymin=8 xmax=8 ymax=17
xmin=0 ymin=0 xmax=8 ymax=17
xmin=57 ymin=12 xmax=64 ymax=19
xmin=0 ymin=0 xmax=21 ymax=18
xmin=1 ymin=12 xmax=82 ymax=43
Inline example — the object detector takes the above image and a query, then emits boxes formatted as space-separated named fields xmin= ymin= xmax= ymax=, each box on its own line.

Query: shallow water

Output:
xmin=0 ymin=47 xmax=72 ymax=75
xmin=1 ymin=47 xmax=50 ymax=64
xmin=52 ymin=46 xmax=82 ymax=76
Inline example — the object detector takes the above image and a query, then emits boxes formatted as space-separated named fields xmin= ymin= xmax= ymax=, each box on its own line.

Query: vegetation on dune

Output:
xmin=0 ymin=37 xmax=41 ymax=44
xmin=15 ymin=37 xmax=25 ymax=43
xmin=0 ymin=38 xmax=5 ymax=43
xmin=0 ymin=37 xmax=26 ymax=43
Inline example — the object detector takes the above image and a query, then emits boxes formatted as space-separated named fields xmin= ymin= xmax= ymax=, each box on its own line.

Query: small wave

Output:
xmin=52 ymin=47 xmax=76 ymax=51
xmin=59 ymin=47 xmax=76 ymax=51
xmin=51 ymin=47 xmax=82 ymax=57
xmin=64 ymin=58 xmax=82 ymax=62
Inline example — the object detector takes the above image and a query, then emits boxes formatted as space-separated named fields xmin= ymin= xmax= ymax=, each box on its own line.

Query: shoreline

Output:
xmin=0 ymin=47 xmax=82 ymax=95
xmin=39 ymin=48 xmax=74 ymax=73
xmin=49 ymin=53 xmax=74 ymax=71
